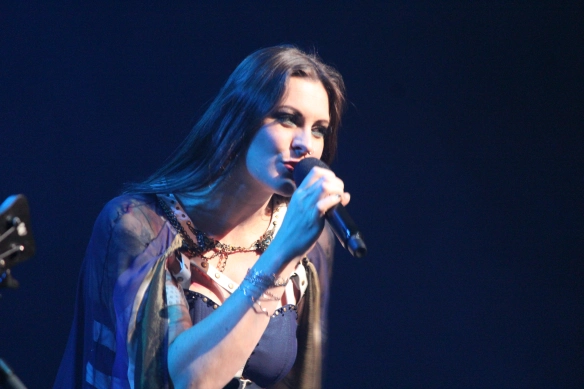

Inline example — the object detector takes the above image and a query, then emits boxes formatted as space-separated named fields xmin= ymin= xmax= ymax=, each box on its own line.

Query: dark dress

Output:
xmin=53 ymin=194 xmax=333 ymax=389
xmin=186 ymin=291 xmax=298 ymax=388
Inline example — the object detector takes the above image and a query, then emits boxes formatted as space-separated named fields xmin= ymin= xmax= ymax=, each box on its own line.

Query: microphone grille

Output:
xmin=293 ymin=157 xmax=330 ymax=186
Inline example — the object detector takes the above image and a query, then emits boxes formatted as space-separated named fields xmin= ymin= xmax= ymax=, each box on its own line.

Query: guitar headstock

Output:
xmin=0 ymin=194 xmax=35 ymax=289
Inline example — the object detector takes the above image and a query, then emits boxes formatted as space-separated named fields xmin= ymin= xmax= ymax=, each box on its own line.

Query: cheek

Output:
xmin=313 ymin=139 xmax=325 ymax=159
xmin=245 ymin=134 xmax=275 ymax=176
xmin=249 ymin=126 xmax=277 ymax=151
xmin=245 ymin=146 xmax=264 ymax=177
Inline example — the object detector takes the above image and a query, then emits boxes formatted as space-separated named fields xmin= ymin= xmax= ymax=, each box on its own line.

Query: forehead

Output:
xmin=280 ymin=77 xmax=330 ymax=121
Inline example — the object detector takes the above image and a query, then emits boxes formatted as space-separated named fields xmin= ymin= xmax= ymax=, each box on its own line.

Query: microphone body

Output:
xmin=293 ymin=158 xmax=367 ymax=258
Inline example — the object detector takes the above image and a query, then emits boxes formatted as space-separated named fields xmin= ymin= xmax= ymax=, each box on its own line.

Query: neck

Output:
xmin=176 ymin=171 xmax=275 ymax=246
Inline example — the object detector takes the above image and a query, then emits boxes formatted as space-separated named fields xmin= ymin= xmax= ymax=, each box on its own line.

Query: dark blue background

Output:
xmin=1 ymin=2 xmax=582 ymax=388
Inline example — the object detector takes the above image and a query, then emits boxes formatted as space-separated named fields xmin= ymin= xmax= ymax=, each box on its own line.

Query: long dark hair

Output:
xmin=126 ymin=45 xmax=346 ymax=194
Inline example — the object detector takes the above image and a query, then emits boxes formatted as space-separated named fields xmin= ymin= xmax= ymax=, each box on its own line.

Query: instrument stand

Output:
xmin=0 ymin=195 xmax=35 ymax=389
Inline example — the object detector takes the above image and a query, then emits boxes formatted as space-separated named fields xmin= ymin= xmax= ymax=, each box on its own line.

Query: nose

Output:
xmin=291 ymin=127 xmax=314 ymax=158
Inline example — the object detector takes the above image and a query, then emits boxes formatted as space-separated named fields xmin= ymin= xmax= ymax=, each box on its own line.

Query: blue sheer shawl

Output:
xmin=53 ymin=194 xmax=333 ymax=389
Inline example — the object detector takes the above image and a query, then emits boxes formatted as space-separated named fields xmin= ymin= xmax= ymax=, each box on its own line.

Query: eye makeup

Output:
xmin=270 ymin=106 xmax=330 ymax=138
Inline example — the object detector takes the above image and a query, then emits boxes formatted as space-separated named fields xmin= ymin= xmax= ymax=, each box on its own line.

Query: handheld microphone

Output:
xmin=293 ymin=158 xmax=367 ymax=258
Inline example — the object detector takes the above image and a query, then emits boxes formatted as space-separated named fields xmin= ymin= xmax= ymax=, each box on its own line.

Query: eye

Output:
xmin=312 ymin=126 xmax=329 ymax=139
xmin=273 ymin=112 xmax=298 ymax=127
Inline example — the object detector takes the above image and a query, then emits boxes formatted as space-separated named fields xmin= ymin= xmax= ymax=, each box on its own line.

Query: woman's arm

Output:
xmin=167 ymin=242 xmax=301 ymax=389
xmin=167 ymin=167 xmax=349 ymax=389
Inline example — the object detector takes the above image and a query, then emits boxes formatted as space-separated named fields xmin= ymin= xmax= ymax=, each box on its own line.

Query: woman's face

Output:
xmin=244 ymin=77 xmax=330 ymax=197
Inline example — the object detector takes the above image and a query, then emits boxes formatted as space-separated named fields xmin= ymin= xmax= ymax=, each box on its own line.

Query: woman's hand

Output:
xmin=272 ymin=166 xmax=350 ymax=261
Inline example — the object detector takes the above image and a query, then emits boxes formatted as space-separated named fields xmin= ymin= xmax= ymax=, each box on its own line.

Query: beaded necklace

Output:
xmin=157 ymin=196 xmax=280 ymax=272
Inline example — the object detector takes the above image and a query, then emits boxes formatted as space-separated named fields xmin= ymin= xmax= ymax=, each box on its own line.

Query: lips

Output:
xmin=283 ymin=160 xmax=300 ymax=172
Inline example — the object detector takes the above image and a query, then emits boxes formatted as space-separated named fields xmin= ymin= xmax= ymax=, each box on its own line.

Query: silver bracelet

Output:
xmin=244 ymin=268 xmax=289 ymax=289
xmin=240 ymin=283 xmax=270 ymax=316
xmin=251 ymin=298 xmax=270 ymax=316
xmin=259 ymin=289 xmax=281 ymax=301
xmin=240 ymin=280 xmax=263 ymax=302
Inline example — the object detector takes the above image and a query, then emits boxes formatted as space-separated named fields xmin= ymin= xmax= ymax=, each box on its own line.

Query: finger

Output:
xmin=297 ymin=176 xmax=326 ymax=202
xmin=297 ymin=166 xmax=337 ymax=189
xmin=319 ymin=179 xmax=344 ymax=197
xmin=341 ymin=192 xmax=351 ymax=206
xmin=316 ymin=193 xmax=343 ymax=217
xmin=298 ymin=174 xmax=344 ymax=202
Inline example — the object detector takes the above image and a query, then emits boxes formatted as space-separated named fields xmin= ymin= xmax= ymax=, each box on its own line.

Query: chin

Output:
xmin=275 ymin=180 xmax=296 ymax=197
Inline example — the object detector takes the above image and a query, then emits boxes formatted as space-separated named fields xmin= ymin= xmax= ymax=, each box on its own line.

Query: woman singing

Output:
xmin=54 ymin=45 xmax=348 ymax=389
